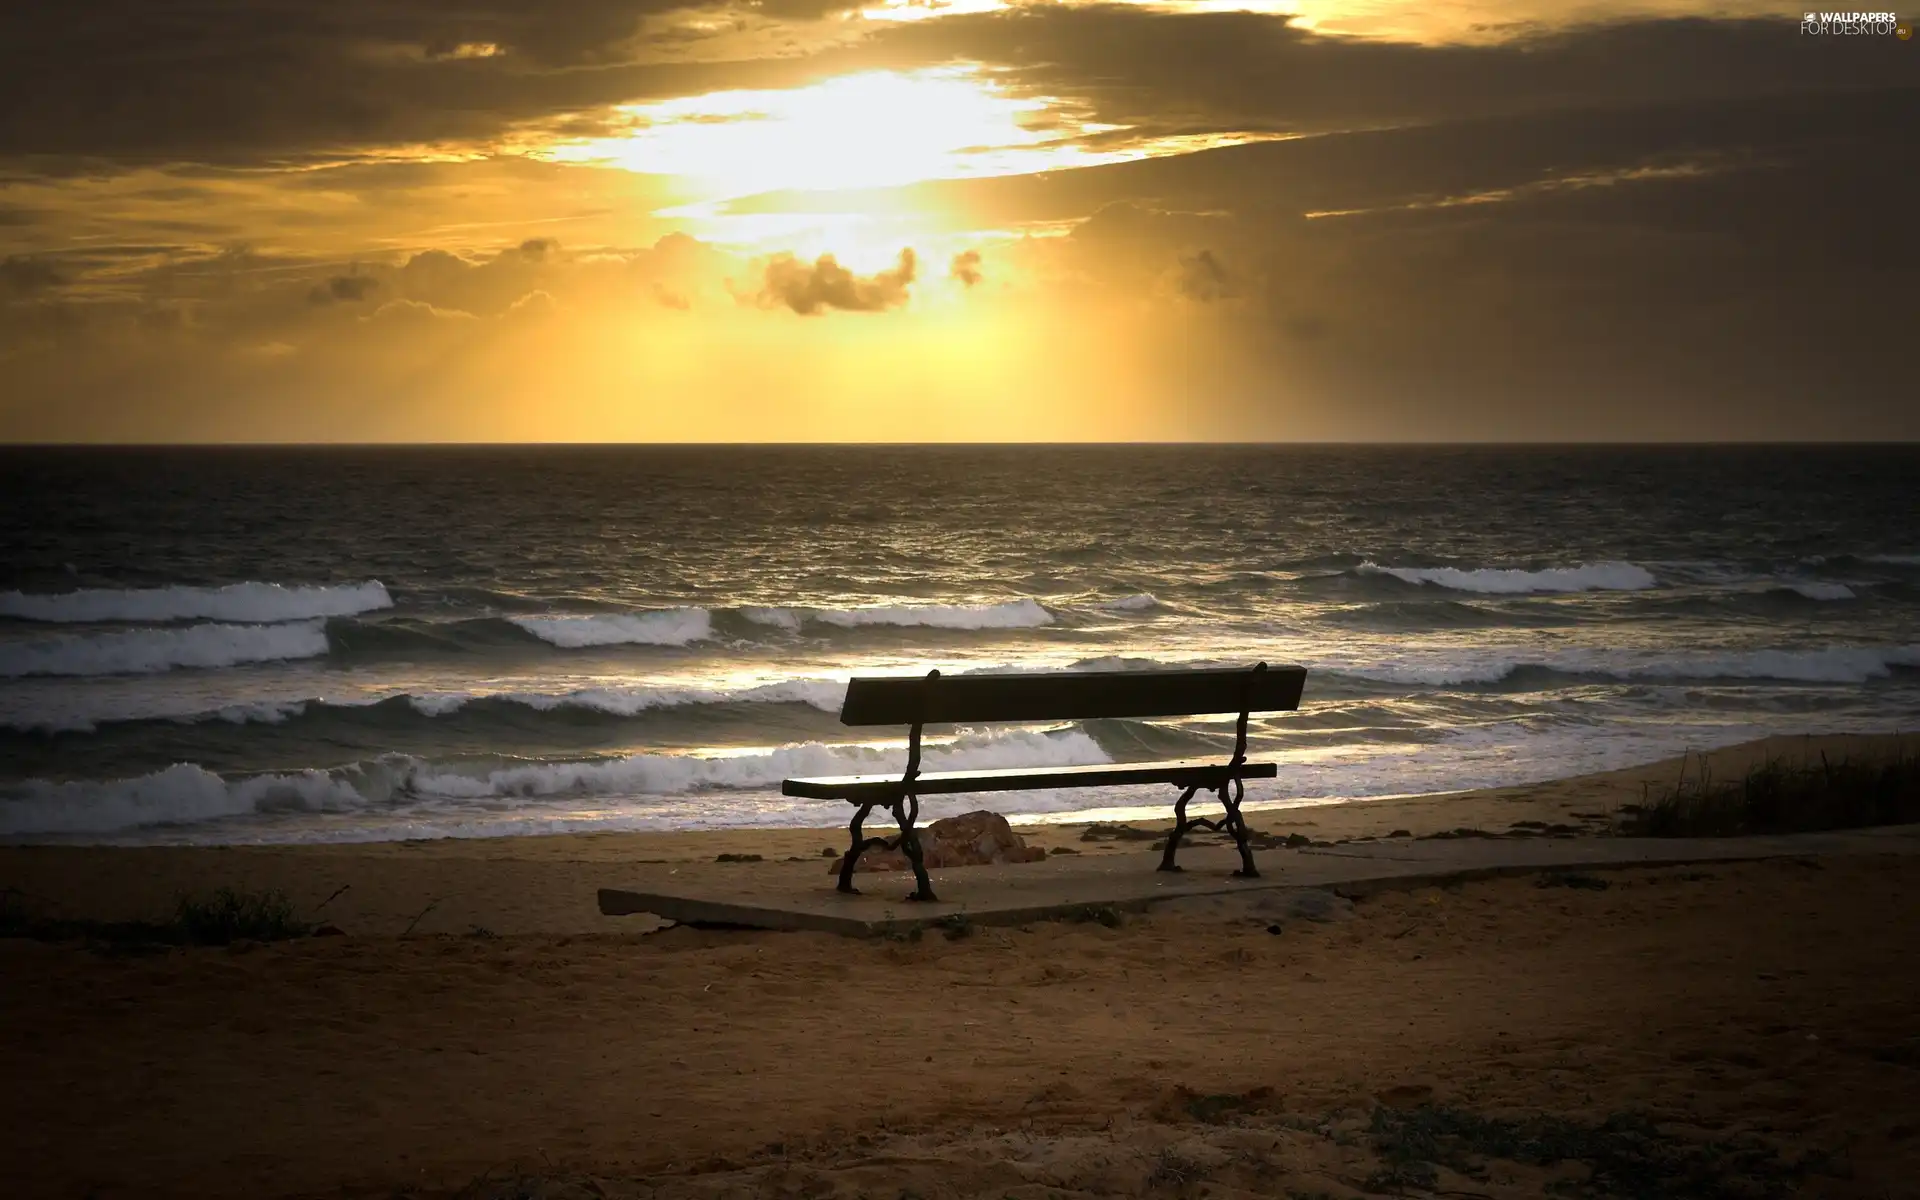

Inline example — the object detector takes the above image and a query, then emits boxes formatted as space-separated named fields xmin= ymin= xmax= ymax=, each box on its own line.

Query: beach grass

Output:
xmin=1366 ymin=1104 xmax=1816 ymax=1199
xmin=0 ymin=885 xmax=315 ymax=948
xmin=1621 ymin=750 xmax=1920 ymax=837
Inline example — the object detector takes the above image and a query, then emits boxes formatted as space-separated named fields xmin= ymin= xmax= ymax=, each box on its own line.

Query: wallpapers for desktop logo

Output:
xmin=1800 ymin=10 xmax=1908 ymax=34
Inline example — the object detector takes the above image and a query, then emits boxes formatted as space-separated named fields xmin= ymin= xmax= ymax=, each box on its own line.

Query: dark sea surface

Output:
xmin=1 ymin=444 xmax=1915 ymax=843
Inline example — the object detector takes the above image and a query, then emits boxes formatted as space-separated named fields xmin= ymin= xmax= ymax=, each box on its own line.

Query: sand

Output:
xmin=3 ymin=732 xmax=1918 ymax=1197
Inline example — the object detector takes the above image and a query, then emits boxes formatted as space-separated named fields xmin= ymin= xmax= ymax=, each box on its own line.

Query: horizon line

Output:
xmin=4 ymin=440 xmax=1919 ymax=450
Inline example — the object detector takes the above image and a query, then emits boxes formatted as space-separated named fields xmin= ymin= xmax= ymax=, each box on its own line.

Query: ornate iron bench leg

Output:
xmin=838 ymin=802 xmax=888 ymax=895
xmin=1220 ymin=778 xmax=1259 ymax=878
xmin=893 ymin=792 xmax=937 ymax=902
xmin=1157 ymin=783 xmax=1203 ymax=872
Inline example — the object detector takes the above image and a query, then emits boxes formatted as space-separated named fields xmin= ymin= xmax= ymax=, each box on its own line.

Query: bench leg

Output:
xmin=893 ymin=794 xmax=937 ymax=903
xmin=838 ymin=802 xmax=890 ymax=895
xmin=1220 ymin=779 xmax=1259 ymax=879
xmin=1157 ymin=784 xmax=1203 ymax=872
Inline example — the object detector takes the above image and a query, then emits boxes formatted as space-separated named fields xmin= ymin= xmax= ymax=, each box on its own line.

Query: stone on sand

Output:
xmin=830 ymin=810 xmax=1048 ymax=874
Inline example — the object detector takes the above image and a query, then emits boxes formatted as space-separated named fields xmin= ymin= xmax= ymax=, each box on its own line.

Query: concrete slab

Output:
xmin=597 ymin=824 xmax=1920 ymax=936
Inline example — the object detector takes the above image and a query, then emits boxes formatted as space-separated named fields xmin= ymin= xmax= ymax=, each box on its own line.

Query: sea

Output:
xmin=2 ymin=445 xmax=1915 ymax=845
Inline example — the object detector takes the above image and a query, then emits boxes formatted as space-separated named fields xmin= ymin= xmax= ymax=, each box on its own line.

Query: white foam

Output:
xmin=203 ymin=700 xmax=310 ymax=725
xmin=741 ymin=606 xmax=803 ymax=632
xmin=410 ymin=678 xmax=847 ymax=718
xmin=405 ymin=694 xmax=471 ymax=717
xmin=0 ymin=580 xmax=391 ymax=624
xmin=1358 ymin=561 xmax=1658 ymax=594
xmin=510 ymin=608 xmax=712 ymax=647
xmin=0 ymin=728 xmax=1111 ymax=835
xmin=812 ymin=599 xmax=1054 ymax=629
xmin=0 ymin=677 xmax=848 ymax=732
xmin=408 ymin=727 xmax=1108 ymax=800
xmin=0 ymin=763 xmax=371 ymax=836
xmin=1102 ymin=594 xmax=1160 ymax=611
xmin=0 ymin=621 xmax=330 ymax=678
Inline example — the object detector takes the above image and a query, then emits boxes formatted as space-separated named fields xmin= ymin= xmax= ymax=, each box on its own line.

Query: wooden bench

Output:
xmin=781 ymin=662 xmax=1307 ymax=902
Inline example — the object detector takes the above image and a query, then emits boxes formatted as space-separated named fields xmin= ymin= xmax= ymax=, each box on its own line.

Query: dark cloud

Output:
xmin=760 ymin=84 xmax=1916 ymax=242
xmin=950 ymin=249 xmax=982 ymax=287
xmin=756 ymin=248 xmax=917 ymax=315
xmin=0 ymin=255 xmax=65 ymax=297
xmin=308 ymin=274 xmax=381 ymax=304
xmin=0 ymin=0 xmax=839 ymax=166
xmin=865 ymin=11 xmax=1915 ymax=138
xmin=8 ymin=3 xmax=1911 ymax=173
xmin=1175 ymin=249 xmax=1237 ymax=302
xmin=517 ymin=237 xmax=560 ymax=261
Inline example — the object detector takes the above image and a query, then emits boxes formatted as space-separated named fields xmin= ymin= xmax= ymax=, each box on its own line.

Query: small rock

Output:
xmin=829 ymin=810 xmax=1048 ymax=874
xmin=1079 ymin=822 xmax=1164 ymax=842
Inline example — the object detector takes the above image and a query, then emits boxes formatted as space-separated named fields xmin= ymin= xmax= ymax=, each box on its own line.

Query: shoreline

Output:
xmin=1 ymin=731 xmax=1912 ymax=937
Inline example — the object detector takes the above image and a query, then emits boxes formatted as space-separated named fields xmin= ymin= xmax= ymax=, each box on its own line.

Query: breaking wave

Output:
xmin=1357 ymin=561 xmax=1658 ymax=594
xmin=1 ymin=678 xmax=852 ymax=734
xmin=1781 ymin=581 xmax=1856 ymax=601
xmin=0 ymin=621 xmax=330 ymax=678
xmin=746 ymin=599 xmax=1055 ymax=631
xmin=1319 ymin=644 xmax=1920 ymax=687
xmin=509 ymin=609 xmax=712 ymax=648
xmin=0 ymin=581 xmax=392 ymax=624
xmin=0 ymin=727 xmax=1111 ymax=836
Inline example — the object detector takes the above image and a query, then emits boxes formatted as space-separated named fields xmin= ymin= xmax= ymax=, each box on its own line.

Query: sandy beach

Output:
xmin=4 ymin=732 xmax=1918 ymax=1197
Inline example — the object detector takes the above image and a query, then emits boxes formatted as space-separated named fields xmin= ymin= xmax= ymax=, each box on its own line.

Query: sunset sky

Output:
xmin=1 ymin=0 xmax=1913 ymax=442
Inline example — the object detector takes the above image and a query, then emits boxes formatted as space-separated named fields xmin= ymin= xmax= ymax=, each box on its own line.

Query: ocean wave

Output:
xmin=1319 ymin=644 xmax=1920 ymax=687
xmin=0 ymin=581 xmax=391 ymax=624
xmin=0 ymin=621 xmax=330 ymax=678
xmin=811 ymin=599 xmax=1054 ymax=630
xmin=0 ymin=762 xmax=370 ymax=836
xmin=1357 ymin=561 xmax=1658 ymax=594
xmin=2 ymin=678 xmax=851 ymax=734
xmin=411 ymin=727 xmax=1105 ymax=800
xmin=1866 ymin=554 xmax=1920 ymax=565
xmin=739 ymin=599 xmax=1056 ymax=632
xmin=509 ymin=609 xmax=712 ymax=647
xmin=1100 ymin=594 xmax=1160 ymax=611
xmin=1781 ymin=581 xmax=1856 ymax=601
xmin=741 ymin=606 xmax=803 ymax=631
xmin=0 ymin=728 xmax=1111 ymax=836
xmin=403 ymin=678 xmax=847 ymax=719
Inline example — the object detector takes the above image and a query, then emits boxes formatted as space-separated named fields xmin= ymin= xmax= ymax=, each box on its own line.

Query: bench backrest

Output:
xmin=838 ymin=664 xmax=1305 ymax=726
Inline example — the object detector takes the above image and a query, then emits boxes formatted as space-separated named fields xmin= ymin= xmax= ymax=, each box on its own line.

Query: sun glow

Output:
xmin=539 ymin=66 xmax=1283 ymax=259
xmin=544 ymin=68 xmax=1126 ymax=198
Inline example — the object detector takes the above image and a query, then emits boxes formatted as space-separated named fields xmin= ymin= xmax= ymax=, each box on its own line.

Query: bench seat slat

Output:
xmin=781 ymin=757 xmax=1277 ymax=802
